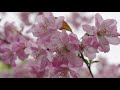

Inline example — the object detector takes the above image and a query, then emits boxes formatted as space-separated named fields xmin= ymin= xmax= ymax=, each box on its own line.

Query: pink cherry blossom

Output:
xmin=50 ymin=31 xmax=83 ymax=69
xmin=82 ymin=13 xmax=120 ymax=53
xmin=30 ymin=12 xmax=64 ymax=38
xmin=0 ymin=12 xmax=120 ymax=78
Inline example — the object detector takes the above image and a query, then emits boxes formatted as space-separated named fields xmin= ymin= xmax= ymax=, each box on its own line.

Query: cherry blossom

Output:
xmin=0 ymin=12 xmax=120 ymax=78
xmin=82 ymin=13 xmax=120 ymax=53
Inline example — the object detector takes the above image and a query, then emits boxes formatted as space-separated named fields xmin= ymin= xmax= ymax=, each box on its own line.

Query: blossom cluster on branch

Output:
xmin=0 ymin=12 xmax=120 ymax=78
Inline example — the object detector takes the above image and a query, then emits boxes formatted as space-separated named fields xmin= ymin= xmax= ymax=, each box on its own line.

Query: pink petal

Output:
xmin=86 ymin=47 xmax=98 ymax=54
xmin=60 ymin=31 xmax=69 ymax=44
xmin=98 ymin=36 xmax=110 ymax=52
xmin=84 ymin=52 xmax=96 ymax=60
xmin=16 ymin=49 xmax=28 ymax=60
xmin=52 ymin=55 xmax=68 ymax=67
xmin=98 ymin=36 xmax=109 ymax=45
xmin=24 ymin=47 xmax=33 ymax=55
xmin=69 ymin=33 xmax=80 ymax=44
xmin=1 ymin=52 xmax=17 ymax=66
xmin=82 ymin=25 xmax=97 ymax=35
xmin=107 ymin=20 xmax=117 ymax=31
xmin=39 ymin=57 xmax=48 ymax=71
xmin=67 ymin=53 xmax=83 ymax=67
xmin=69 ymin=70 xmax=80 ymax=78
xmin=105 ymin=37 xmax=120 ymax=45
xmin=36 ymin=15 xmax=46 ymax=26
xmin=101 ymin=19 xmax=117 ymax=27
xmin=20 ymin=12 xmax=31 ymax=25
xmin=98 ymin=44 xmax=110 ymax=53
xmin=55 ymin=16 xmax=64 ymax=29
xmin=95 ymin=13 xmax=103 ymax=28
xmin=44 ymin=12 xmax=55 ymax=23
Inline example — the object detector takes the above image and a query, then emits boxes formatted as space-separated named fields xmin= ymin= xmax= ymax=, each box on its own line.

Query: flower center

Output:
xmin=57 ymin=46 xmax=70 ymax=56
xmin=79 ymin=43 xmax=85 ymax=51
xmin=97 ymin=27 xmax=107 ymax=36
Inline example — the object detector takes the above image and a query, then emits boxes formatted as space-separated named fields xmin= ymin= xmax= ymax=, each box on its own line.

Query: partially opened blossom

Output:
xmin=82 ymin=13 xmax=120 ymax=53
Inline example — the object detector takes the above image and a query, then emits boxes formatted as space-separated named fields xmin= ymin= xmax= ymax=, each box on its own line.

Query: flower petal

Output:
xmin=101 ymin=19 xmax=117 ymax=27
xmin=52 ymin=55 xmax=68 ymax=67
xmin=105 ymin=37 xmax=120 ymax=45
xmin=69 ymin=70 xmax=80 ymax=78
xmin=86 ymin=47 xmax=98 ymax=54
xmin=67 ymin=53 xmax=83 ymax=67
xmin=84 ymin=52 xmax=96 ymax=60
xmin=60 ymin=30 xmax=69 ymax=44
xmin=82 ymin=25 xmax=97 ymax=35
xmin=95 ymin=13 xmax=103 ymax=28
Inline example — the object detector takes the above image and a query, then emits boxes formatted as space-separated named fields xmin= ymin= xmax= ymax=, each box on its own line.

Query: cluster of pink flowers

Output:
xmin=83 ymin=13 xmax=120 ymax=53
xmin=0 ymin=12 xmax=120 ymax=78
xmin=0 ymin=22 xmax=30 ymax=66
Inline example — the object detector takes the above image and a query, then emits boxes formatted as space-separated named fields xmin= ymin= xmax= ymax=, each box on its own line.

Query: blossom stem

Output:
xmin=79 ymin=53 xmax=94 ymax=78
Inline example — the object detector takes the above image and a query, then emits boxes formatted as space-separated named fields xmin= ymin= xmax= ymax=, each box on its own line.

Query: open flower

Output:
xmin=50 ymin=31 xmax=83 ymax=69
xmin=82 ymin=13 xmax=120 ymax=53
xmin=30 ymin=12 xmax=64 ymax=39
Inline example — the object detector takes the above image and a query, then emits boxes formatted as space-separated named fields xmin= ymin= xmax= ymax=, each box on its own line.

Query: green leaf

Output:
xmin=89 ymin=60 xmax=93 ymax=64
xmin=91 ymin=61 xmax=99 ymax=64
xmin=0 ymin=62 xmax=11 ymax=70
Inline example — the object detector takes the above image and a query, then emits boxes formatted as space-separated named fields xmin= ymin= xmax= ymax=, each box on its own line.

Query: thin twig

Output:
xmin=79 ymin=53 xmax=94 ymax=78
